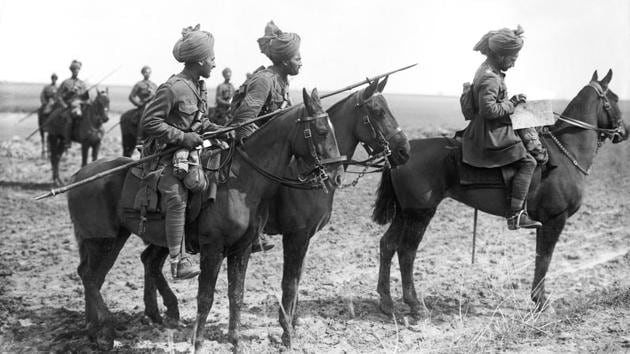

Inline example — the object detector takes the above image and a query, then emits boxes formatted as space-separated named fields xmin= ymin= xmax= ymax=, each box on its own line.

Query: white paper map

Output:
xmin=510 ymin=100 xmax=555 ymax=129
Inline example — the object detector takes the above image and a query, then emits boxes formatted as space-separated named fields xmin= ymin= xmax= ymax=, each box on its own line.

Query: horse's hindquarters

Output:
xmin=68 ymin=157 xmax=132 ymax=241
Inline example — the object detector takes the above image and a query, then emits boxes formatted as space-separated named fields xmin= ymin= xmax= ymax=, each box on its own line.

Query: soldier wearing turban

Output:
xmin=141 ymin=24 xmax=220 ymax=280
xmin=55 ymin=59 xmax=88 ymax=150
xmin=461 ymin=25 xmax=543 ymax=231
xmin=125 ymin=66 xmax=158 ymax=147
xmin=228 ymin=20 xmax=303 ymax=253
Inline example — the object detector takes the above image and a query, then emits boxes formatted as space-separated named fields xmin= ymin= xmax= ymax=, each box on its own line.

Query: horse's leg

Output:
xmin=40 ymin=128 xmax=46 ymax=158
xmin=193 ymin=244 xmax=223 ymax=352
xmin=49 ymin=135 xmax=62 ymax=185
xmin=279 ymin=229 xmax=310 ymax=348
xmin=81 ymin=143 xmax=89 ymax=167
xmin=377 ymin=212 xmax=406 ymax=316
xmin=141 ymin=244 xmax=179 ymax=324
xmin=397 ymin=208 xmax=435 ymax=318
xmin=77 ymin=233 xmax=129 ymax=350
xmin=92 ymin=141 xmax=100 ymax=162
xmin=226 ymin=244 xmax=252 ymax=348
xmin=531 ymin=212 xmax=567 ymax=312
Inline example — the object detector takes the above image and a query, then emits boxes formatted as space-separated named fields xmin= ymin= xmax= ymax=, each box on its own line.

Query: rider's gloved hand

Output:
xmin=181 ymin=132 xmax=203 ymax=149
xmin=510 ymin=94 xmax=527 ymax=106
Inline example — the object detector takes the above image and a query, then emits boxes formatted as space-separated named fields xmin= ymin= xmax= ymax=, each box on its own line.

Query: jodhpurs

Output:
xmin=510 ymin=153 xmax=537 ymax=212
xmin=157 ymin=167 xmax=189 ymax=257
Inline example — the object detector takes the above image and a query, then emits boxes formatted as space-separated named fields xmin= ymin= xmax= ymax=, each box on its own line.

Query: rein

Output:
xmin=235 ymin=112 xmax=344 ymax=193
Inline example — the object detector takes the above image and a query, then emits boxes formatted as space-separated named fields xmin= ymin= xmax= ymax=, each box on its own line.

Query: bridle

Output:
xmin=350 ymin=93 xmax=404 ymax=169
xmin=236 ymin=111 xmax=345 ymax=193
xmin=543 ymin=81 xmax=624 ymax=175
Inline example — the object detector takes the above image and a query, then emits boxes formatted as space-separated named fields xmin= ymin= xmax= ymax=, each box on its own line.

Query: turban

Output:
xmin=474 ymin=25 xmax=524 ymax=57
xmin=141 ymin=65 xmax=151 ymax=74
xmin=222 ymin=67 xmax=231 ymax=75
xmin=172 ymin=24 xmax=215 ymax=63
xmin=51 ymin=73 xmax=58 ymax=79
xmin=257 ymin=21 xmax=301 ymax=63
xmin=69 ymin=60 xmax=82 ymax=70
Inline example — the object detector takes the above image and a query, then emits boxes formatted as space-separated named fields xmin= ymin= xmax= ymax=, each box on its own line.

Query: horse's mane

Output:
xmin=327 ymin=90 xmax=359 ymax=116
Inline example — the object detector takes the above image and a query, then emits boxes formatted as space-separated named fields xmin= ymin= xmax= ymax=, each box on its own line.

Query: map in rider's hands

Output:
xmin=510 ymin=100 xmax=555 ymax=129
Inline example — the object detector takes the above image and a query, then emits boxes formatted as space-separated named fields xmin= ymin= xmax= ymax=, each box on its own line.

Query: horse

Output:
xmin=66 ymin=88 xmax=345 ymax=351
xmin=371 ymin=70 xmax=628 ymax=318
xmin=37 ymin=104 xmax=54 ymax=157
xmin=47 ymin=89 xmax=110 ymax=185
xmin=119 ymin=107 xmax=143 ymax=157
xmin=262 ymin=77 xmax=411 ymax=347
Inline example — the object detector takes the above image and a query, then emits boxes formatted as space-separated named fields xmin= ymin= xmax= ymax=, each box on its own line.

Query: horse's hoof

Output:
xmin=281 ymin=331 xmax=293 ymax=348
xmin=144 ymin=311 xmax=162 ymax=324
xmin=379 ymin=298 xmax=394 ymax=316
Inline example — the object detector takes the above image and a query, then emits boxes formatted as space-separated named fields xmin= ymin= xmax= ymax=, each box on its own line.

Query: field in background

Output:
xmin=1 ymin=81 xmax=629 ymax=353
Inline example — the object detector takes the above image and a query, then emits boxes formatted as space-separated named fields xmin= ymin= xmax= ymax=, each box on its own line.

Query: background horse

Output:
xmin=47 ymin=89 xmax=110 ymax=184
xmin=37 ymin=105 xmax=52 ymax=157
xmin=119 ymin=107 xmax=142 ymax=157
xmin=372 ymin=70 xmax=627 ymax=317
xmin=66 ymin=88 xmax=344 ymax=351
xmin=263 ymin=77 xmax=410 ymax=347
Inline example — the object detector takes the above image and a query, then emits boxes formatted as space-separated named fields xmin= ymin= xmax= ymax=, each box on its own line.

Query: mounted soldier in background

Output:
xmin=461 ymin=25 xmax=546 ymax=230
xmin=37 ymin=73 xmax=58 ymax=156
xmin=52 ymin=60 xmax=88 ymax=150
xmin=120 ymin=66 xmax=157 ymax=156
xmin=229 ymin=20 xmax=302 ymax=252
xmin=141 ymin=24 xmax=221 ymax=280
xmin=213 ymin=67 xmax=235 ymax=125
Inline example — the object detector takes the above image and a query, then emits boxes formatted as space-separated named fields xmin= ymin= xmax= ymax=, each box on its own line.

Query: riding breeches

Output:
xmin=157 ymin=168 xmax=189 ymax=257
xmin=510 ymin=153 xmax=537 ymax=212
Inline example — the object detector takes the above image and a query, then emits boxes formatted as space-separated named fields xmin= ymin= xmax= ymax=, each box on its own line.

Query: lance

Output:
xmin=105 ymin=121 xmax=121 ymax=135
xmin=24 ymin=66 xmax=123 ymax=139
xmin=15 ymin=108 xmax=40 ymax=125
xmin=34 ymin=64 xmax=417 ymax=199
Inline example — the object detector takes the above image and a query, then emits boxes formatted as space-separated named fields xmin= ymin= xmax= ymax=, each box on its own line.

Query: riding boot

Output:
xmin=507 ymin=209 xmax=542 ymax=230
xmin=507 ymin=153 xmax=541 ymax=230
xmin=170 ymin=254 xmax=199 ymax=280
xmin=251 ymin=233 xmax=274 ymax=253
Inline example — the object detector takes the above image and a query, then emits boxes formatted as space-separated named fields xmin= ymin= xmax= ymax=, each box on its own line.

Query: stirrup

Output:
xmin=507 ymin=210 xmax=542 ymax=230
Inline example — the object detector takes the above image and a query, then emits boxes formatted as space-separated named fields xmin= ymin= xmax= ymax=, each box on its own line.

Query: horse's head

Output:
xmin=589 ymin=70 xmax=627 ymax=143
xmin=92 ymin=87 xmax=110 ymax=125
xmin=353 ymin=76 xmax=410 ymax=166
xmin=293 ymin=88 xmax=345 ymax=189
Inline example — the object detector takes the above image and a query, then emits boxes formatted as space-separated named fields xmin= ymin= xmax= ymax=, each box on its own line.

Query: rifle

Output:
xmin=34 ymin=64 xmax=418 ymax=199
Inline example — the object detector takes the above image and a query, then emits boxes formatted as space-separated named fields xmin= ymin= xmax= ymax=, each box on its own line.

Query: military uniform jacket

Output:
xmin=215 ymin=81 xmax=235 ymax=109
xmin=131 ymin=79 xmax=158 ymax=106
xmin=56 ymin=77 xmax=87 ymax=105
xmin=461 ymin=60 xmax=527 ymax=168
xmin=230 ymin=66 xmax=291 ymax=126
xmin=142 ymin=72 xmax=209 ymax=155
xmin=40 ymin=84 xmax=57 ymax=106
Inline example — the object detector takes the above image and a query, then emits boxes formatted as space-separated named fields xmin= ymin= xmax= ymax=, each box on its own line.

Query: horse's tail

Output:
xmin=372 ymin=168 xmax=399 ymax=225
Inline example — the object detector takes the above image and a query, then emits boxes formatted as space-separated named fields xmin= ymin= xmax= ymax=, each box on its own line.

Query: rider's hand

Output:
xmin=181 ymin=132 xmax=203 ymax=149
xmin=510 ymin=94 xmax=527 ymax=106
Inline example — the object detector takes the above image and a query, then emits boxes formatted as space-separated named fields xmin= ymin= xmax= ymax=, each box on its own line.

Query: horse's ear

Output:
xmin=303 ymin=87 xmax=315 ymax=115
xmin=600 ymin=69 xmax=613 ymax=88
xmin=310 ymin=88 xmax=321 ymax=108
xmin=591 ymin=70 xmax=598 ymax=82
xmin=362 ymin=79 xmax=379 ymax=100
xmin=377 ymin=75 xmax=389 ymax=93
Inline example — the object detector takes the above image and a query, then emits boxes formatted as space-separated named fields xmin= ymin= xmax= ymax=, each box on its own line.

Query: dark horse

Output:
xmin=263 ymin=77 xmax=411 ymax=346
xmin=66 ymin=88 xmax=344 ymax=351
xmin=47 ymin=89 xmax=110 ymax=184
xmin=372 ymin=70 xmax=628 ymax=317
xmin=119 ymin=107 xmax=143 ymax=157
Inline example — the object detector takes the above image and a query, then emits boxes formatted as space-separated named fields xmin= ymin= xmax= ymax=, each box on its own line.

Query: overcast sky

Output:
xmin=0 ymin=0 xmax=629 ymax=99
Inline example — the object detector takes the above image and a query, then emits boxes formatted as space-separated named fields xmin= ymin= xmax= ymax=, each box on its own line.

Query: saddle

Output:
xmin=119 ymin=143 xmax=231 ymax=252
xmin=446 ymin=138 xmax=546 ymax=191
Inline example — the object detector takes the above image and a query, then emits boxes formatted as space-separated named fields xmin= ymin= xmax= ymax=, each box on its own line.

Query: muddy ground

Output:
xmin=0 ymin=119 xmax=629 ymax=353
